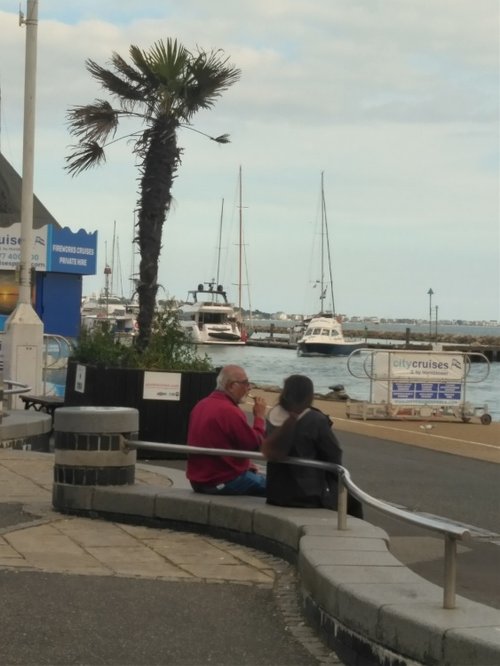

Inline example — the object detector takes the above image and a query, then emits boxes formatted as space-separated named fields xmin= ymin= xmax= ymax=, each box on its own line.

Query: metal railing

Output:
xmin=0 ymin=331 xmax=74 ymax=374
xmin=1 ymin=378 xmax=31 ymax=417
xmin=126 ymin=439 xmax=498 ymax=610
xmin=3 ymin=380 xmax=32 ymax=395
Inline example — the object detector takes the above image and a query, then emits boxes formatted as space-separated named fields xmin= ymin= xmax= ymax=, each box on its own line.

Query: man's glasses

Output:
xmin=232 ymin=379 xmax=250 ymax=386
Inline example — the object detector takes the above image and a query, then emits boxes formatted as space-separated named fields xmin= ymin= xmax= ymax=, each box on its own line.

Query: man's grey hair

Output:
xmin=216 ymin=365 xmax=242 ymax=390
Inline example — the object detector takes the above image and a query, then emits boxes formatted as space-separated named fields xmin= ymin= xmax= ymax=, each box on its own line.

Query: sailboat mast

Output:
xmin=320 ymin=172 xmax=325 ymax=314
xmin=238 ymin=165 xmax=243 ymax=313
xmin=215 ymin=198 xmax=224 ymax=286
xmin=110 ymin=220 xmax=116 ymax=296
xmin=321 ymin=174 xmax=336 ymax=316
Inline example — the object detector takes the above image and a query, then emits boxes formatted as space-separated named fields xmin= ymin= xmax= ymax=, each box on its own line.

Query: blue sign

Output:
xmin=47 ymin=226 xmax=97 ymax=275
xmin=392 ymin=381 xmax=462 ymax=403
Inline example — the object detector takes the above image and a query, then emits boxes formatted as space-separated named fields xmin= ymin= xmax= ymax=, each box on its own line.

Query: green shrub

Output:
xmin=71 ymin=307 xmax=214 ymax=372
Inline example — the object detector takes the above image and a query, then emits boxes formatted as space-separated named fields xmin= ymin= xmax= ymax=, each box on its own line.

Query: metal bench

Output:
xmin=20 ymin=394 xmax=64 ymax=424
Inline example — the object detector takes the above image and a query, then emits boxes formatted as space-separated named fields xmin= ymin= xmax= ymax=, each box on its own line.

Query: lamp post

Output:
xmin=3 ymin=0 xmax=44 ymax=406
xmin=435 ymin=305 xmax=439 ymax=339
xmin=427 ymin=288 xmax=434 ymax=341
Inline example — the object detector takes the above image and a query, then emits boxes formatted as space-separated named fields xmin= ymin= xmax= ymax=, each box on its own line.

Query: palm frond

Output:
xmin=144 ymin=39 xmax=189 ymax=82
xmin=129 ymin=44 xmax=164 ymax=88
xmin=212 ymin=134 xmax=231 ymax=144
xmin=110 ymin=52 xmax=144 ymax=85
xmin=65 ymin=142 xmax=106 ymax=176
xmin=181 ymin=49 xmax=241 ymax=118
xmin=133 ymin=40 xmax=195 ymax=116
xmin=86 ymin=58 xmax=144 ymax=103
xmin=67 ymin=100 xmax=120 ymax=143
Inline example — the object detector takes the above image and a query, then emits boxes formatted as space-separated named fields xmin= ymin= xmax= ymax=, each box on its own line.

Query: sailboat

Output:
xmin=177 ymin=281 xmax=244 ymax=344
xmin=297 ymin=173 xmax=363 ymax=357
xmin=177 ymin=184 xmax=245 ymax=345
xmin=81 ymin=223 xmax=137 ymax=336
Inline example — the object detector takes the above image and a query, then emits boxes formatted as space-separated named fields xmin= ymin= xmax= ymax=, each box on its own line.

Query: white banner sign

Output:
xmin=373 ymin=351 xmax=465 ymax=381
xmin=372 ymin=351 xmax=466 ymax=405
xmin=143 ymin=371 xmax=182 ymax=401
xmin=0 ymin=224 xmax=48 ymax=270
xmin=74 ymin=364 xmax=86 ymax=393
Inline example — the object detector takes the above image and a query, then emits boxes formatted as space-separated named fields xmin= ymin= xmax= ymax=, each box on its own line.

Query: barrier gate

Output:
xmin=345 ymin=348 xmax=492 ymax=425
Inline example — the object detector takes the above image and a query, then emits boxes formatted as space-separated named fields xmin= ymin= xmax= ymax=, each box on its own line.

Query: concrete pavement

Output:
xmin=1 ymin=399 xmax=499 ymax=665
xmin=0 ymin=447 xmax=341 ymax=666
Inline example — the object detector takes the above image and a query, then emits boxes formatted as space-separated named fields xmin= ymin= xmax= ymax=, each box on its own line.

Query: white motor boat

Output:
xmin=178 ymin=282 xmax=245 ymax=345
xmin=297 ymin=314 xmax=363 ymax=357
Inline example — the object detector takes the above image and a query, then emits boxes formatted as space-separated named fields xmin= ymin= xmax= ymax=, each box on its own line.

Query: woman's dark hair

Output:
xmin=279 ymin=374 xmax=314 ymax=412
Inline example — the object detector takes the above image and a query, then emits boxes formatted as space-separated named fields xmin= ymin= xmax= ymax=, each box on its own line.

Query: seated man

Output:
xmin=186 ymin=364 xmax=267 ymax=496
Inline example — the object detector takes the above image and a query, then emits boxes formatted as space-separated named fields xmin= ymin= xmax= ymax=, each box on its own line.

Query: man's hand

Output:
xmin=252 ymin=396 xmax=267 ymax=420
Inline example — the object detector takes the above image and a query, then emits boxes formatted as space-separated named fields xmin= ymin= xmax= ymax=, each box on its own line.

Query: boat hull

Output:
xmin=296 ymin=314 xmax=363 ymax=357
xmin=200 ymin=340 xmax=245 ymax=346
xmin=207 ymin=331 xmax=244 ymax=343
xmin=180 ymin=322 xmax=245 ymax=345
xmin=297 ymin=341 xmax=363 ymax=357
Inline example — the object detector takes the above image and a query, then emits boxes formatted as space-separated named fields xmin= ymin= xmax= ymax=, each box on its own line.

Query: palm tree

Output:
xmin=66 ymin=39 xmax=240 ymax=350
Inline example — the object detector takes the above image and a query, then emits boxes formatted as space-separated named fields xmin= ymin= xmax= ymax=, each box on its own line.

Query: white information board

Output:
xmin=372 ymin=351 xmax=466 ymax=406
xmin=0 ymin=223 xmax=48 ymax=270
xmin=143 ymin=371 xmax=182 ymax=401
xmin=74 ymin=364 xmax=86 ymax=394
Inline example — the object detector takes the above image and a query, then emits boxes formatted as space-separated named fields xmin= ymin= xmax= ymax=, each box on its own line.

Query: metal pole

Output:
xmin=443 ymin=534 xmax=457 ymax=609
xmin=238 ymin=165 xmax=242 ymax=314
xmin=337 ymin=478 xmax=348 ymax=530
xmin=3 ymin=1 xmax=44 ymax=404
xmin=427 ymin=288 xmax=434 ymax=341
xmin=18 ymin=0 xmax=38 ymax=304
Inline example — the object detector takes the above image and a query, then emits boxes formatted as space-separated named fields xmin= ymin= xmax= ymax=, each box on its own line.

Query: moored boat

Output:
xmin=297 ymin=173 xmax=363 ymax=357
xmin=81 ymin=294 xmax=137 ymax=336
xmin=178 ymin=282 xmax=245 ymax=345
xmin=297 ymin=314 xmax=363 ymax=357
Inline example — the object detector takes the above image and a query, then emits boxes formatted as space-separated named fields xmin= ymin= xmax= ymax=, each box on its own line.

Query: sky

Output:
xmin=0 ymin=0 xmax=498 ymax=322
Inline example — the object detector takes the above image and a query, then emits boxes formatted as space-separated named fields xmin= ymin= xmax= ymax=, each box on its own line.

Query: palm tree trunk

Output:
xmin=136 ymin=118 xmax=180 ymax=350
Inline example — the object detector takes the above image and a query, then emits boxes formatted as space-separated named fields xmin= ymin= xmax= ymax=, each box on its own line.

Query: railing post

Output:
xmin=337 ymin=476 xmax=348 ymax=530
xmin=4 ymin=380 xmax=14 ymax=412
xmin=443 ymin=534 xmax=457 ymax=609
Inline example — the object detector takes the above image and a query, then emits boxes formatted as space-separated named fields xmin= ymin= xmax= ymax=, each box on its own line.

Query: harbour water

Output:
xmin=202 ymin=344 xmax=500 ymax=422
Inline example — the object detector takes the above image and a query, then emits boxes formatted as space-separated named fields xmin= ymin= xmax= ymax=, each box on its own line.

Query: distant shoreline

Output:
xmin=342 ymin=329 xmax=500 ymax=345
xmin=246 ymin=321 xmax=500 ymax=346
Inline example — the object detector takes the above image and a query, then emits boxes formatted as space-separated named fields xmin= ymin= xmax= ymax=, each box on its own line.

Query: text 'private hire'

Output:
xmin=58 ymin=257 xmax=87 ymax=266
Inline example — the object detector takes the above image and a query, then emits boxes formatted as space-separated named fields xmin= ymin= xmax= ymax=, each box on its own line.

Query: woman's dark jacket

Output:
xmin=266 ymin=406 xmax=363 ymax=518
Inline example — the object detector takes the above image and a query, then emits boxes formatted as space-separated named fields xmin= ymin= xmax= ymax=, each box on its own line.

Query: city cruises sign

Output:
xmin=372 ymin=351 xmax=466 ymax=405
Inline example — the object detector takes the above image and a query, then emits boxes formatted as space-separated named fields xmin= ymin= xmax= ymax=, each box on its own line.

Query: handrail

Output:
xmin=42 ymin=333 xmax=75 ymax=395
xmin=347 ymin=347 xmax=491 ymax=383
xmin=2 ymin=379 xmax=32 ymax=411
xmin=126 ymin=439 xmax=493 ymax=609
xmin=3 ymin=379 xmax=32 ymax=396
xmin=0 ymin=332 xmax=73 ymax=397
